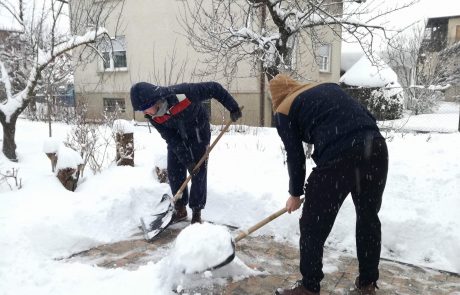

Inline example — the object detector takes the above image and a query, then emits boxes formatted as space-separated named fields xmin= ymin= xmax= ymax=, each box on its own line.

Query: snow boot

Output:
xmin=191 ymin=209 xmax=202 ymax=224
xmin=171 ymin=205 xmax=187 ymax=223
xmin=275 ymin=281 xmax=319 ymax=295
xmin=354 ymin=277 xmax=377 ymax=295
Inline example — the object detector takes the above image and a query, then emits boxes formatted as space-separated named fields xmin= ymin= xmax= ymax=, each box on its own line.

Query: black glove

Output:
xmin=187 ymin=163 xmax=198 ymax=177
xmin=230 ymin=107 xmax=242 ymax=122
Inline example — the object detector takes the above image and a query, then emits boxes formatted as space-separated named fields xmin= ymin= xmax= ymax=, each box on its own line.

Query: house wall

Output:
xmin=72 ymin=0 xmax=342 ymax=126
xmin=447 ymin=17 xmax=460 ymax=46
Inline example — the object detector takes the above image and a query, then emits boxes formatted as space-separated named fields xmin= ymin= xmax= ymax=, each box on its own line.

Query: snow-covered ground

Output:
xmin=381 ymin=101 xmax=460 ymax=133
xmin=0 ymin=103 xmax=459 ymax=295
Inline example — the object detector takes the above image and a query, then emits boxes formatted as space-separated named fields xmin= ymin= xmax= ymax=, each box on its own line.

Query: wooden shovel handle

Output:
xmin=234 ymin=197 xmax=305 ymax=243
xmin=173 ymin=106 xmax=244 ymax=203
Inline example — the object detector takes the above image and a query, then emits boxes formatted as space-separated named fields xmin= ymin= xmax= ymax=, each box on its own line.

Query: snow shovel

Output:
xmin=201 ymin=198 xmax=305 ymax=272
xmin=140 ymin=107 xmax=244 ymax=241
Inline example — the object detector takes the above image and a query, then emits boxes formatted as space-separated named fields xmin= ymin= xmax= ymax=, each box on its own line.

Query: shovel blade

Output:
xmin=204 ymin=239 xmax=236 ymax=272
xmin=140 ymin=194 xmax=175 ymax=241
xmin=181 ymin=237 xmax=236 ymax=274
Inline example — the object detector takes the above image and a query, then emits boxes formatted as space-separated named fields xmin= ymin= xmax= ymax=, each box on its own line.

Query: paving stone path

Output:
xmin=66 ymin=223 xmax=460 ymax=295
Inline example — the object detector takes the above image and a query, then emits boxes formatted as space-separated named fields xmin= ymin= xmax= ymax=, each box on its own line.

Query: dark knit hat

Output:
xmin=130 ymin=82 xmax=174 ymax=111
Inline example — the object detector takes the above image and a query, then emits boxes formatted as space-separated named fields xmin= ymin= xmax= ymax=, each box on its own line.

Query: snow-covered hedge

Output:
xmin=369 ymin=85 xmax=404 ymax=120
xmin=341 ymin=84 xmax=404 ymax=120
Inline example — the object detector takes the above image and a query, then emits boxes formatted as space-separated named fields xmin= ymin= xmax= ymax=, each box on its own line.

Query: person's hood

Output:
xmin=130 ymin=82 xmax=175 ymax=111
xmin=269 ymin=74 xmax=304 ymax=111
xmin=269 ymin=74 xmax=319 ymax=114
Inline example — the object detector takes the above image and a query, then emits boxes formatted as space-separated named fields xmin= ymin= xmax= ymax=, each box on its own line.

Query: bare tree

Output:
xmin=0 ymin=0 xmax=124 ymax=161
xmin=179 ymin=0 xmax=418 ymax=82
xmin=384 ymin=22 xmax=459 ymax=115
xmin=384 ymin=24 xmax=424 ymax=108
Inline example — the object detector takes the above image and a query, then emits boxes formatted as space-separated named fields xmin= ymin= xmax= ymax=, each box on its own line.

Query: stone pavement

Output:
xmin=66 ymin=223 xmax=460 ymax=295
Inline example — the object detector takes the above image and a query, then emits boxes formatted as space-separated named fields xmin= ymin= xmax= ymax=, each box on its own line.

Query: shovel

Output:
xmin=140 ymin=108 xmax=243 ymax=241
xmin=195 ymin=198 xmax=305 ymax=273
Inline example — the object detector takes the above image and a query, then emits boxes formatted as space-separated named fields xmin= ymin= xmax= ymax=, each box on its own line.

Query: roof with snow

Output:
xmin=339 ymin=54 xmax=399 ymax=88
xmin=341 ymin=51 xmax=363 ymax=72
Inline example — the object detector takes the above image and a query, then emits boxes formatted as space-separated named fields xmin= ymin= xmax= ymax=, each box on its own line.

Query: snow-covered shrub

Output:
xmin=341 ymin=84 xmax=404 ymax=120
xmin=407 ymin=88 xmax=442 ymax=115
xmin=369 ymin=84 xmax=404 ymax=120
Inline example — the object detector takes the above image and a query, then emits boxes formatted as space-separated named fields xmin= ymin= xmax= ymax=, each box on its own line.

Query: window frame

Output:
xmin=99 ymin=36 xmax=128 ymax=72
xmin=103 ymin=97 xmax=126 ymax=113
xmin=317 ymin=43 xmax=332 ymax=73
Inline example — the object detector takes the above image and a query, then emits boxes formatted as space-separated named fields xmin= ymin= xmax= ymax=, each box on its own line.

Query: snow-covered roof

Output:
xmin=339 ymin=54 xmax=399 ymax=88
xmin=341 ymin=51 xmax=363 ymax=72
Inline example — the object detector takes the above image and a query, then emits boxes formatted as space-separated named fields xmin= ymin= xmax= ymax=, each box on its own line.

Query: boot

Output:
xmin=275 ymin=281 xmax=319 ymax=295
xmin=191 ymin=209 xmax=202 ymax=224
xmin=354 ymin=277 xmax=377 ymax=295
xmin=171 ymin=204 xmax=187 ymax=223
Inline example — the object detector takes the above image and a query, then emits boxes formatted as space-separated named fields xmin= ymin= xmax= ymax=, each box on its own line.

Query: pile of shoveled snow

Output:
xmin=170 ymin=222 xmax=234 ymax=274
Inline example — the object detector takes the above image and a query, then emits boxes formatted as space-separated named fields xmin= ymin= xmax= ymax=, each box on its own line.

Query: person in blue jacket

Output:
xmin=271 ymin=74 xmax=388 ymax=295
xmin=130 ymin=81 xmax=242 ymax=224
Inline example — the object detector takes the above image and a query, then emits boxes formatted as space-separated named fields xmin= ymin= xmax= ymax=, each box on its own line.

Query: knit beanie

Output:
xmin=269 ymin=74 xmax=304 ymax=111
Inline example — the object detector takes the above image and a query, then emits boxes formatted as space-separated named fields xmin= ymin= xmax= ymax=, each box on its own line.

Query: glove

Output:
xmin=187 ymin=163 xmax=199 ymax=177
xmin=230 ymin=107 xmax=242 ymax=122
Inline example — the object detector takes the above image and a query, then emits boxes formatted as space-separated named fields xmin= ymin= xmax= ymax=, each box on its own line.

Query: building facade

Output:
xmin=71 ymin=1 xmax=343 ymax=126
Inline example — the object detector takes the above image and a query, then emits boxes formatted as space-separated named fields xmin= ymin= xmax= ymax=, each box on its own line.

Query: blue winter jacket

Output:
xmin=130 ymin=82 xmax=239 ymax=167
xmin=275 ymin=83 xmax=383 ymax=197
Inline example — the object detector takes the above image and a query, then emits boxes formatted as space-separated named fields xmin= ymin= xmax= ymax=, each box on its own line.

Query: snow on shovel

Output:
xmin=171 ymin=198 xmax=305 ymax=274
xmin=140 ymin=107 xmax=244 ymax=242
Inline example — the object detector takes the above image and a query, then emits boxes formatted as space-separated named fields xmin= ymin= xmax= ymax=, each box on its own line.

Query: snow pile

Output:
xmin=55 ymin=145 xmax=83 ymax=170
xmin=42 ymin=137 xmax=61 ymax=154
xmin=170 ymin=223 xmax=234 ymax=274
xmin=113 ymin=119 xmax=135 ymax=134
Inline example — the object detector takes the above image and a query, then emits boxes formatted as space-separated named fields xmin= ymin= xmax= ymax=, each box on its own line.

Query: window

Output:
xmin=317 ymin=44 xmax=331 ymax=72
xmin=103 ymin=98 xmax=126 ymax=113
xmin=99 ymin=36 xmax=127 ymax=71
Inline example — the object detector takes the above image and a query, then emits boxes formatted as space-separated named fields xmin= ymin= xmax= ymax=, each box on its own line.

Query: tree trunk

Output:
xmin=0 ymin=112 xmax=18 ymax=162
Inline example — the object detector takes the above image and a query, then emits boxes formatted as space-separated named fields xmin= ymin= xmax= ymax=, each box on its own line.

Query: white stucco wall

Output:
xmin=71 ymin=0 xmax=343 ymax=126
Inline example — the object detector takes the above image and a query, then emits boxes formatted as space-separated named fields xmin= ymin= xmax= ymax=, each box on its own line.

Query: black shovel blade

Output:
xmin=140 ymin=194 xmax=175 ymax=241
xmin=204 ymin=239 xmax=236 ymax=272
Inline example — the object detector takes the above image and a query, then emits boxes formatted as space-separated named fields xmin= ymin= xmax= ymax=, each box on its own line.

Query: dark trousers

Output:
xmin=167 ymin=143 xmax=208 ymax=211
xmin=300 ymin=138 xmax=388 ymax=292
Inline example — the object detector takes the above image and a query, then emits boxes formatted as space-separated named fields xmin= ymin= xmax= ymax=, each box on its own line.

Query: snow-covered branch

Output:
xmin=0 ymin=28 xmax=107 ymax=122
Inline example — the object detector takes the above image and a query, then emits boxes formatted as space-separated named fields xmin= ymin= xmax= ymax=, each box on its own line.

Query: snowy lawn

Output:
xmin=0 ymin=105 xmax=459 ymax=294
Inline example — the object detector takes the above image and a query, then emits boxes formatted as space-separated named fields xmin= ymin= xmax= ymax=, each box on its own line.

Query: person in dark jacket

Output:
xmin=271 ymin=74 xmax=388 ymax=295
xmin=130 ymin=81 xmax=242 ymax=224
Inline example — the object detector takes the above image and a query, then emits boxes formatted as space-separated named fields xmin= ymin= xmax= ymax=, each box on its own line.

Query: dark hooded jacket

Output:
xmin=270 ymin=75 xmax=383 ymax=197
xmin=130 ymin=82 xmax=239 ymax=167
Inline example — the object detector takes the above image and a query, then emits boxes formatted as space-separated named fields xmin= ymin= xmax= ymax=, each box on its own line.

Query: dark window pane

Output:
xmin=103 ymin=98 xmax=126 ymax=112
xmin=113 ymin=51 xmax=127 ymax=68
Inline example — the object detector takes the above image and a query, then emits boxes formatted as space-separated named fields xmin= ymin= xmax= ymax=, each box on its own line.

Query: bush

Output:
xmin=369 ymin=86 xmax=404 ymax=120
xmin=341 ymin=84 xmax=404 ymax=120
